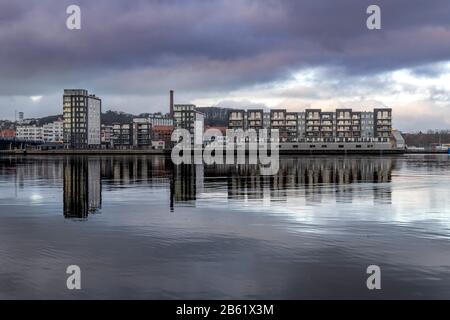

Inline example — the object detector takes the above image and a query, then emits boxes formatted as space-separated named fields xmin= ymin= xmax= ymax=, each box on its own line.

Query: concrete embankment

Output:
xmin=0 ymin=148 xmax=407 ymax=156
xmin=0 ymin=149 xmax=170 ymax=155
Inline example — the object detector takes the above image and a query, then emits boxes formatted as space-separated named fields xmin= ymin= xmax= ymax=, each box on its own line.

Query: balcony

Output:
xmin=229 ymin=120 xmax=244 ymax=126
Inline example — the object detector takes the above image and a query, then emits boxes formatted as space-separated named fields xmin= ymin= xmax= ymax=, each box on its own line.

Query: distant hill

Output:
xmin=403 ymin=131 xmax=450 ymax=147
xmin=38 ymin=115 xmax=63 ymax=125
xmin=101 ymin=110 xmax=134 ymax=125
xmin=34 ymin=110 xmax=136 ymax=126
xmin=197 ymin=106 xmax=229 ymax=126
xmin=25 ymin=108 xmax=231 ymax=128
xmin=0 ymin=120 xmax=15 ymax=131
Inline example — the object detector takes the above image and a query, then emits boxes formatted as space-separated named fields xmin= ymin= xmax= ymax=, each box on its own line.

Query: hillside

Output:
xmin=197 ymin=106 xmax=229 ymax=126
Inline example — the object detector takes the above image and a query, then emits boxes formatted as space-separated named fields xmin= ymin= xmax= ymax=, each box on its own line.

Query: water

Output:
xmin=1 ymin=154 xmax=450 ymax=299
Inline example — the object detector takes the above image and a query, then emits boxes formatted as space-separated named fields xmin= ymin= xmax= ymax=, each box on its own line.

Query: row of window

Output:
xmin=287 ymin=144 xmax=377 ymax=149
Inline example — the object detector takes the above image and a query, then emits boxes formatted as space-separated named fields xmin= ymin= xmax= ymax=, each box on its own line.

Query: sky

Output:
xmin=1 ymin=0 xmax=450 ymax=132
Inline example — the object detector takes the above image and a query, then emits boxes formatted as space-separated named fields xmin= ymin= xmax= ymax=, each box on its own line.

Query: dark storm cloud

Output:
xmin=0 ymin=0 xmax=450 ymax=94
xmin=0 ymin=0 xmax=450 ymax=120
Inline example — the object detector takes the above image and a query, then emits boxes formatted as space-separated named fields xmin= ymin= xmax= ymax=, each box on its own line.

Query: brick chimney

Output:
xmin=170 ymin=90 xmax=174 ymax=117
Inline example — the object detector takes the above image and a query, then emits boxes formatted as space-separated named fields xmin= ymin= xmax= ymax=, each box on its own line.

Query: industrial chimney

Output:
xmin=170 ymin=90 xmax=174 ymax=117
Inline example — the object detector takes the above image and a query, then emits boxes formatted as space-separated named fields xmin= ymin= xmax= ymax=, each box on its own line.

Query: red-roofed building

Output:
xmin=0 ymin=129 xmax=16 ymax=138
xmin=152 ymin=125 xmax=174 ymax=148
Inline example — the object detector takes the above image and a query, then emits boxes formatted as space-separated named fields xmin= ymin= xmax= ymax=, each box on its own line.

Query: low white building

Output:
xmin=16 ymin=125 xmax=43 ymax=141
xmin=361 ymin=111 xmax=374 ymax=139
xmin=17 ymin=120 xmax=64 ymax=143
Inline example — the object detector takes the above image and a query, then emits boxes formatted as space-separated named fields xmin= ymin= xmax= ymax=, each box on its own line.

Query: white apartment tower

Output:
xmin=63 ymin=89 xmax=101 ymax=148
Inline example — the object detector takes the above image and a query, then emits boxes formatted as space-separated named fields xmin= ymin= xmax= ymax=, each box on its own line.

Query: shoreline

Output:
xmin=0 ymin=149 xmax=170 ymax=155
xmin=0 ymin=149 xmax=429 ymax=155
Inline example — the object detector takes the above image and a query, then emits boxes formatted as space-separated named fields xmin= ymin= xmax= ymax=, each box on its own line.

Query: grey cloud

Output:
xmin=0 ymin=0 xmax=450 ymax=123
xmin=214 ymin=100 xmax=269 ymax=110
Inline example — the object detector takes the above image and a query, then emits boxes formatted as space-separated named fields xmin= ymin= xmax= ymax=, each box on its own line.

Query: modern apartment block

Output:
xmin=263 ymin=112 xmax=271 ymax=129
xmin=374 ymin=108 xmax=392 ymax=140
xmin=267 ymin=109 xmax=299 ymax=142
xmin=351 ymin=112 xmax=362 ymax=139
xmin=63 ymin=89 xmax=101 ymax=148
xmin=336 ymin=108 xmax=352 ymax=139
xmin=112 ymin=123 xmax=132 ymax=146
xmin=361 ymin=112 xmax=374 ymax=138
xmin=297 ymin=112 xmax=306 ymax=140
xmin=334 ymin=109 xmax=365 ymax=141
xmin=173 ymin=104 xmax=204 ymax=144
xmin=110 ymin=120 xmax=152 ymax=148
xmin=305 ymin=109 xmax=321 ymax=140
xmin=270 ymin=109 xmax=288 ymax=142
xmin=228 ymin=110 xmax=246 ymax=130
xmin=43 ymin=120 xmax=64 ymax=143
xmin=320 ymin=112 xmax=335 ymax=141
xmin=101 ymin=125 xmax=113 ymax=145
xmin=247 ymin=109 xmax=264 ymax=132
xmin=227 ymin=109 xmax=267 ymax=132
xmin=132 ymin=119 xmax=152 ymax=147
xmin=285 ymin=112 xmax=298 ymax=142
xmin=226 ymin=107 xmax=392 ymax=143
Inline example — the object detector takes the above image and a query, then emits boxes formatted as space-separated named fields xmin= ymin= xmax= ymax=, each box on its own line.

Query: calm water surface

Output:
xmin=1 ymin=154 xmax=450 ymax=299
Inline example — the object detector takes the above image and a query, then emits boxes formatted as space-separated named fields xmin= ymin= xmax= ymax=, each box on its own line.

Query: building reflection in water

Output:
xmin=170 ymin=164 xmax=204 ymax=211
xmin=63 ymin=157 xmax=102 ymax=219
xmin=57 ymin=155 xmax=396 ymax=215
xmin=203 ymin=156 xmax=394 ymax=205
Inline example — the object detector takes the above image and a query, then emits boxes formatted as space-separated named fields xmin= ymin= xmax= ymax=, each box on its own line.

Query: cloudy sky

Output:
xmin=1 ymin=0 xmax=450 ymax=131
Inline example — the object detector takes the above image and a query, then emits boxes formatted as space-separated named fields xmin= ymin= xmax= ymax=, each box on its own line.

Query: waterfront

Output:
xmin=1 ymin=154 xmax=450 ymax=299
